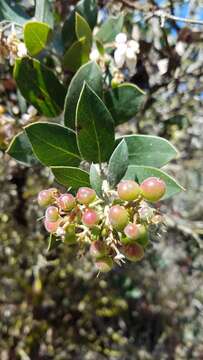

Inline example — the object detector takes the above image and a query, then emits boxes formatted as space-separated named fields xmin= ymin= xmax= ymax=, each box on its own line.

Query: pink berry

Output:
xmin=123 ymin=243 xmax=144 ymax=262
xmin=117 ymin=180 xmax=140 ymax=201
xmin=124 ymin=223 xmax=139 ymax=240
xmin=140 ymin=177 xmax=166 ymax=202
xmin=76 ymin=187 xmax=96 ymax=205
xmin=95 ymin=257 xmax=113 ymax=273
xmin=109 ymin=205 xmax=129 ymax=231
xmin=58 ymin=193 xmax=76 ymax=211
xmin=44 ymin=219 xmax=60 ymax=233
xmin=90 ymin=240 xmax=107 ymax=258
xmin=38 ymin=189 xmax=54 ymax=207
xmin=45 ymin=206 xmax=59 ymax=222
xmin=82 ymin=209 xmax=99 ymax=227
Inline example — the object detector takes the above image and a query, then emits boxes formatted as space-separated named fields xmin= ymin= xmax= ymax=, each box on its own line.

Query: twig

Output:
xmin=120 ymin=0 xmax=203 ymax=26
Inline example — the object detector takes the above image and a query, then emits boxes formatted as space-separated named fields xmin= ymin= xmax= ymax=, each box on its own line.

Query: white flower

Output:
xmin=17 ymin=42 xmax=27 ymax=57
xmin=27 ymin=105 xmax=37 ymax=117
xmin=175 ymin=41 xmax=185 ymax=56
xmin=114 ymin=47 xmax=126 ymax=68
xmin=157 ymin=58 xmax=169 ymax=75
xmin=128 ymin=40 xmax=139 ymax=54
xmin=115 ymin=32 xmax=127 ymax=44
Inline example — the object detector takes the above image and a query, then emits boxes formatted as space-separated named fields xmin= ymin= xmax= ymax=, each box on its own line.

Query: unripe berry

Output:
xmin=124 ymin=223 xmax=139 ymax=240
xmin=95 ymin=256 xmax=113 ymax=272
xmin=109 ymin=205 xmax=129 ymax=231
xmin=117 ymin=180 xmax=140 ymax=201
xmin=45 ymin=206 xmax=59 ymax=222
xmin=82 ymin=208 xmax=99 ymax=227
xmin=123 ymin=243 xmax=144 ymax=262
xmin=44 ymin=219 xmax=60 ymax=233
xmin=140 ymin=177 xmax=166 ymax=202
xmin=90 ymin=240 xmax=107 ymax=259
xmin=76 ymin=187 xmax=96 ymax=205
xmin=136 ymin=225 xmax=149 ymax=248
xmin=139 ymin=205 xmax=154 ymax=221
xmin=58 ymin=193 xmax=76 ymax=211
xmin=38 ymin=189 xmax=55 ymax=207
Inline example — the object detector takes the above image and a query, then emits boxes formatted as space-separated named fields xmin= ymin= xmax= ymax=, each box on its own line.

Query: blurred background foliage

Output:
xmin=0 ymin=0 xmax=203 ymax=359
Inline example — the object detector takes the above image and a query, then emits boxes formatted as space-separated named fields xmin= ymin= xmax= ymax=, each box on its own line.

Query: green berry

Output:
xmin=95 ymin=257 xmax=113 ymax=272
xmin=136 ymin=225 xmax=149 ymax=248
xmin=45 ymin=206 xmax=59 ymax=222
xmin=124 ymin=223 xmax=139 ymax=240
xmin=38 ymin=189 xmax=55 ymax=207
xmin=123 ymin=243 xmax=144 ymax=262
xmin=109 ymin=205 xmax=129 ymax=231
xmin=44 ymin=219 xmax=60 ymax=233
xmin=59 ymin=193 xmax=76 ymax=211
xmin=82 ymin=209 xmax=99 ymax=227
xmin=117 ymin=180 xmax=140 ymax=201
xmin=140 ymin=177 xmax=166 ymax=202
xmin=90 ymin=240 xmax=107 ymax=259
xmin=76 ymin=187 xmax=96 ymax=205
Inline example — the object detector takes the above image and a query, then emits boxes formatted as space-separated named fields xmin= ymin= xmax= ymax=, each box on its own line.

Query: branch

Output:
xmin=120 ymin=0 xmax=203 ymax=26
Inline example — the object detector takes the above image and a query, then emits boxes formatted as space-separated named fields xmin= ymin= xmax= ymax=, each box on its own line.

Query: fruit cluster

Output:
xmin=38 ymin=177 xmax=166 ymax=273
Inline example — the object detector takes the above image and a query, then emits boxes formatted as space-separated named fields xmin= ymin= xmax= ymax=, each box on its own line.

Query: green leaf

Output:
xmin=64 ymin=61 xmax=103 ymax=129
xmin=14 ymin=58 xmax=66 ymax=117
xmin=63 ymin=37 xmax=89 ymax=72
xmin=52 ymin=166 xmax=90 ymax=189
xmin=6 ymin=131 xmax=38 ymax=166
xmin=90 ymin=164 xmax=103 ymax=197
xmin=118 ymin=135 xmax=178 ymax=168
xmin=62 ymin=0 xmax=98 ymax=48
xmin=35 ymin=0 xmax=54 ymax=28
xmin=107 ymin=139 xmax=128 ymax=187
xmin=25 ymin=122 xmax=81 ymax=167
xmin=124 ymin=165 xmax=184 ymax=199
xmin=0 ymin=0 xmax=30 ymax=24
xmin=76 ymin=83 xmax=115 ymax=163
xmin=96 ymin=14 xmax=124 ymax=44
xmin=24 ymin=21 xmax=52 ymax=56
xmin=105 ymin=83 xmax=145 ymax=125
xmin=75 ymin=12 xmax=92 ymax=51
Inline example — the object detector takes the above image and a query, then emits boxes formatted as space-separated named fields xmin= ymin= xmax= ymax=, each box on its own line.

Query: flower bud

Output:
xmin=38 ymin=189 xmax=55 ymax=207
xmin=44 ymin=219 xmax=60 ymax=233
xmin=45 ymin=206 xmax=59 ymax=222
xmin=124 ymin=222 xmax=139 ymax=240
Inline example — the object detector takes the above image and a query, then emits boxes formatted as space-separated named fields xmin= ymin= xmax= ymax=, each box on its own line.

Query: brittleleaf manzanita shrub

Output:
xmin=1 ymin=0 xmax=184 ymax=272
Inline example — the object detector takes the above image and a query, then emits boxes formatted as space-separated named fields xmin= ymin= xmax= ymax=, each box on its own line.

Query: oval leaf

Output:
xmin=64 ymin=61 xmax=103 ymax=129
xmin=6 ymin=131 xmax=38 ymax=166
xmin=63 ymin=38 xmax=89 ymax=72
xmin=52 ymin=166 xmax=90 ymax=189
xmin=124 ymin=165 xmax=184 ymax=199
xmin=34 ymin=0 xmax=54 ymax=28
xmin=25 ymin=122 xmax=81 ymax=167
xmin=118 ymin=135 xmax=178 ymax=168
xmin=76 ymin=83 xmax=115 ymax=163
xmin=105 ymin=83 xmax=145 ymax=125
xmin=96 ymin=14 xmax=124 ymax=44
xmin=14 ymin=58 xmax=66 ymax=117
xmin=90 ymin=163 xmax=103 ymax=197
xmin=0 ymin=0 xmax=30 ymax=24
xmin=75 ymin=12 xmax=92 ymax=50
xmin=24 ymin=21 xmax=52 ymax=56
xmin=107 ymin=139 xmax=128 ymax=187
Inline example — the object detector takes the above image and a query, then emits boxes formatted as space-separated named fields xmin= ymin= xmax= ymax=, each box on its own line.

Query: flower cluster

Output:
xmin=114 ymin=32 xmax=140 ymax=75
xmin=0 ymin=24 xmax=27 ymax=65
xmin=38 ymin=177 xmax=166 ymax=273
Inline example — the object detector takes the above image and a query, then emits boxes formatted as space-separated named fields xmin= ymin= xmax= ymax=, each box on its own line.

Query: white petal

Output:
xmin=90 ymin=49 xmax=100 ymax=62
xmin=128 ymin=40 xmax=140 ymax=53
xmin=115 ymin=32 xmax=127 ymax=45
xmin=126 ymin=47 xmax=135 ymax=60
xmin=157 ymin=58 xmax=169 ymax=75
xmin=126 ymin=56 xmax=137 ymax=75
xmin=17 ymin=43 xmax=27 ymax=57
xmin=114 ymin=48 xmax=126 ymax=68
xmin=175 ymin=41 xmax=185 ymax=56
